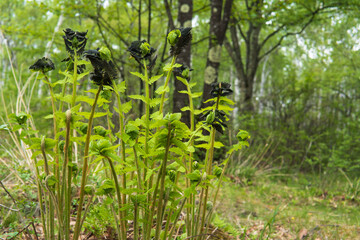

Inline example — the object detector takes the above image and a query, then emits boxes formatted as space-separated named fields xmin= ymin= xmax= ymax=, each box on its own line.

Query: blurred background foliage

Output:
xmin=1 ymin=0 xmax=360 ymax=178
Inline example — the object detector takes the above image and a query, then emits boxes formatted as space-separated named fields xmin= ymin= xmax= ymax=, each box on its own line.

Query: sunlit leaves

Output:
xmin=149 ymin=74 xmax=163 ymax=84
xmin=155 ymin=85 xmax=170 ymax=95
xmin=130 ymin=71 xmax=146 ymax=81
xmin=9 ymin=112 xmax=31 ymax=125
xmin=163 ymin=63 xmax=182 ymax=72
xmin=96 ymin=179 xmax=115 ymax=195
xmin=77 ymin=112 xmax=108 ymax=119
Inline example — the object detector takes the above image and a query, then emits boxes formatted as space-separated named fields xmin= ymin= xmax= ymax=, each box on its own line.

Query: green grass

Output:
xmin=216 ymin=173 xmax=360 ymax=239
xmin=2 ymin=152 xmax=360 ymax=240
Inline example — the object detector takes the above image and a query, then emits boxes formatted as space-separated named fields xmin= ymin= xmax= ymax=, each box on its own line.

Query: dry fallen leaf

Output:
xmin=299 ymin=228 xmax=308 ymax=239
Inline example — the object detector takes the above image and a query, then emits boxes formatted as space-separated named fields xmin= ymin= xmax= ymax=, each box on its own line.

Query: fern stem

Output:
xmin=105 ymin=155 xmax=127 ymax=240
xmin=23 ymin=131 xmax=47 ymax=239
xmin=145 ymin=123 xmax=172 ymax=240
xmin=112 ymin=79 xmax=128 ymax=231
xmin=71 ymin=52 xmax=78 ymax=108
xmin=133 ymin=201 xmax=139 ymax=240
xmin=143 ymin=59 xmax=150 ymax=182
xmin=62 ymin=110 xmax=71 ymax=240
xmin=185 ymin=80 xmax=195 ymax=236
xmin=43 ymin=74 xmax=60 ymax=210
xmin=205 ymin=153 xmax=234 ymax=235
xmin=101 ymin=157 xmax=122 ymax=240
xmin=198 ymin=96 xmax=220 ymax=240
xmin=167 ymin=198 xmax=187 ymax=239
xmin=73 ymin=85 xmax=102 ymax=240
xmin=154 ymin=122 xmax=172 ymax=240
xmin=159 ymin=56 xmax=177 ymax=114
xmin=41 ymin=136 xmax=55 ymax=239
xmin=142 ymin=59 xmax=152 ymax=239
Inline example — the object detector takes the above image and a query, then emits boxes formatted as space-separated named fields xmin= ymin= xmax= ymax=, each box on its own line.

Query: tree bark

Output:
xmin=201 ymin=0 xmax=233 ymax=107
xmin=173 ymin=0 xmax=193 ymax=126
xmin=224 ymin=0 xmax=338 ymax=112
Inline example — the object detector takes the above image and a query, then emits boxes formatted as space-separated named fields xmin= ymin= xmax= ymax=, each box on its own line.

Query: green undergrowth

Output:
xmin=216 ymin=172 xmax=360 ymax=239
xmin=2 ymin=163 xmax=360 ymax=239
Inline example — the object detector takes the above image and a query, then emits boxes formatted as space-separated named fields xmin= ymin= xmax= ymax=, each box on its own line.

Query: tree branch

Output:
xmin=224 ymin=38 xmax=234 ymax=57
xmin=193 ymin=36 xmax=210 ymax=45
xmin=259 ymin=9 xmax=318 ymax=60
xmin=218 ymin=0 xmax=234 ymax=44
xmin=96 ymin=20 xmax=124 ymax=73
xmin=229 ymin=25 xmax=245 ymax=76
xmin=259 ymin=24 xmax=286 ymax=49
xmin=245 ymin=0 xmax=250 ymax=11
xmin=148 ymin=0 xmax=151 ymax=43
xmin=99 ymin=15 xmax=129 ymax=46
xmin=87 ymin=14 xmax=129 ymax=46
xmin=164 ymin=0 xmax=175 ymax=30
xmin=193 ymin=4 xmax=211 ymax=14
xmin=236 ymin=20 xmax=248 ymax=43
xmin=259 ymin=2 xmax=349 ymax=59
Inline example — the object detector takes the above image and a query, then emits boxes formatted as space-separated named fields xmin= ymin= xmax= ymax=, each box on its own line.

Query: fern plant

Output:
xmin=4 ymin=27 xmax=250 ymax=240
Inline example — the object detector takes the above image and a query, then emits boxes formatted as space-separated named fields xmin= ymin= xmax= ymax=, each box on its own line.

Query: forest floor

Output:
xmin=1 ymin=162 xmax=360 ymax=239
xmin=216 ymin=173 xmax=360 ymax=239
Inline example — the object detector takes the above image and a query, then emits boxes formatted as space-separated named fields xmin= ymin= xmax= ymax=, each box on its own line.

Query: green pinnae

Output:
xmin=167 ymin=29 xmax=181 ymax=46
xmin=140 ymin=42 xmax=151 ymax=55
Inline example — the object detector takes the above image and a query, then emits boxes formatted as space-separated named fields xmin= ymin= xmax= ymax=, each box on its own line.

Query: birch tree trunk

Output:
xmin=201 ymin=0 xmax=233 ymax=107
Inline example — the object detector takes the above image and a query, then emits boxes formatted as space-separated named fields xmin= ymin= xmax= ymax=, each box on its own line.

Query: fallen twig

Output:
xmin=31 ymin=222 xmax=39 ymax=240
xmin=0 ymin=203 xmax=19 ymax=211
xmin=206 ymin=227 xmax=218 ymax=240
xmin=9 ymin=223 xmax=31 ymax=240
xmin=0 ymin=180 xmax=18 ymax=206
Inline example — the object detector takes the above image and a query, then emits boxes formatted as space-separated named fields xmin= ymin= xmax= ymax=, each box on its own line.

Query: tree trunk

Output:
xmin=172 ymin=0 xmax=193 ymax=126
xmin=201 ymin=0 xmax=233 ymax=107
xmin=258 ymin=54 xmax=270 ymax=114
xmin=224 ymin=0 xmax=333 ymax=112
xmin=231 ymin=67 xmax=241 ymax=128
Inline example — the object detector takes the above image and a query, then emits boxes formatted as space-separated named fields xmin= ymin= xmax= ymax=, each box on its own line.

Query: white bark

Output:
xmin=37 ymin=13 xmax=64 ymax=97
xmin=232 ymin=66 xmax=241 ymax=128
xmin=258 ymin=54 xmax=270 ymax=114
